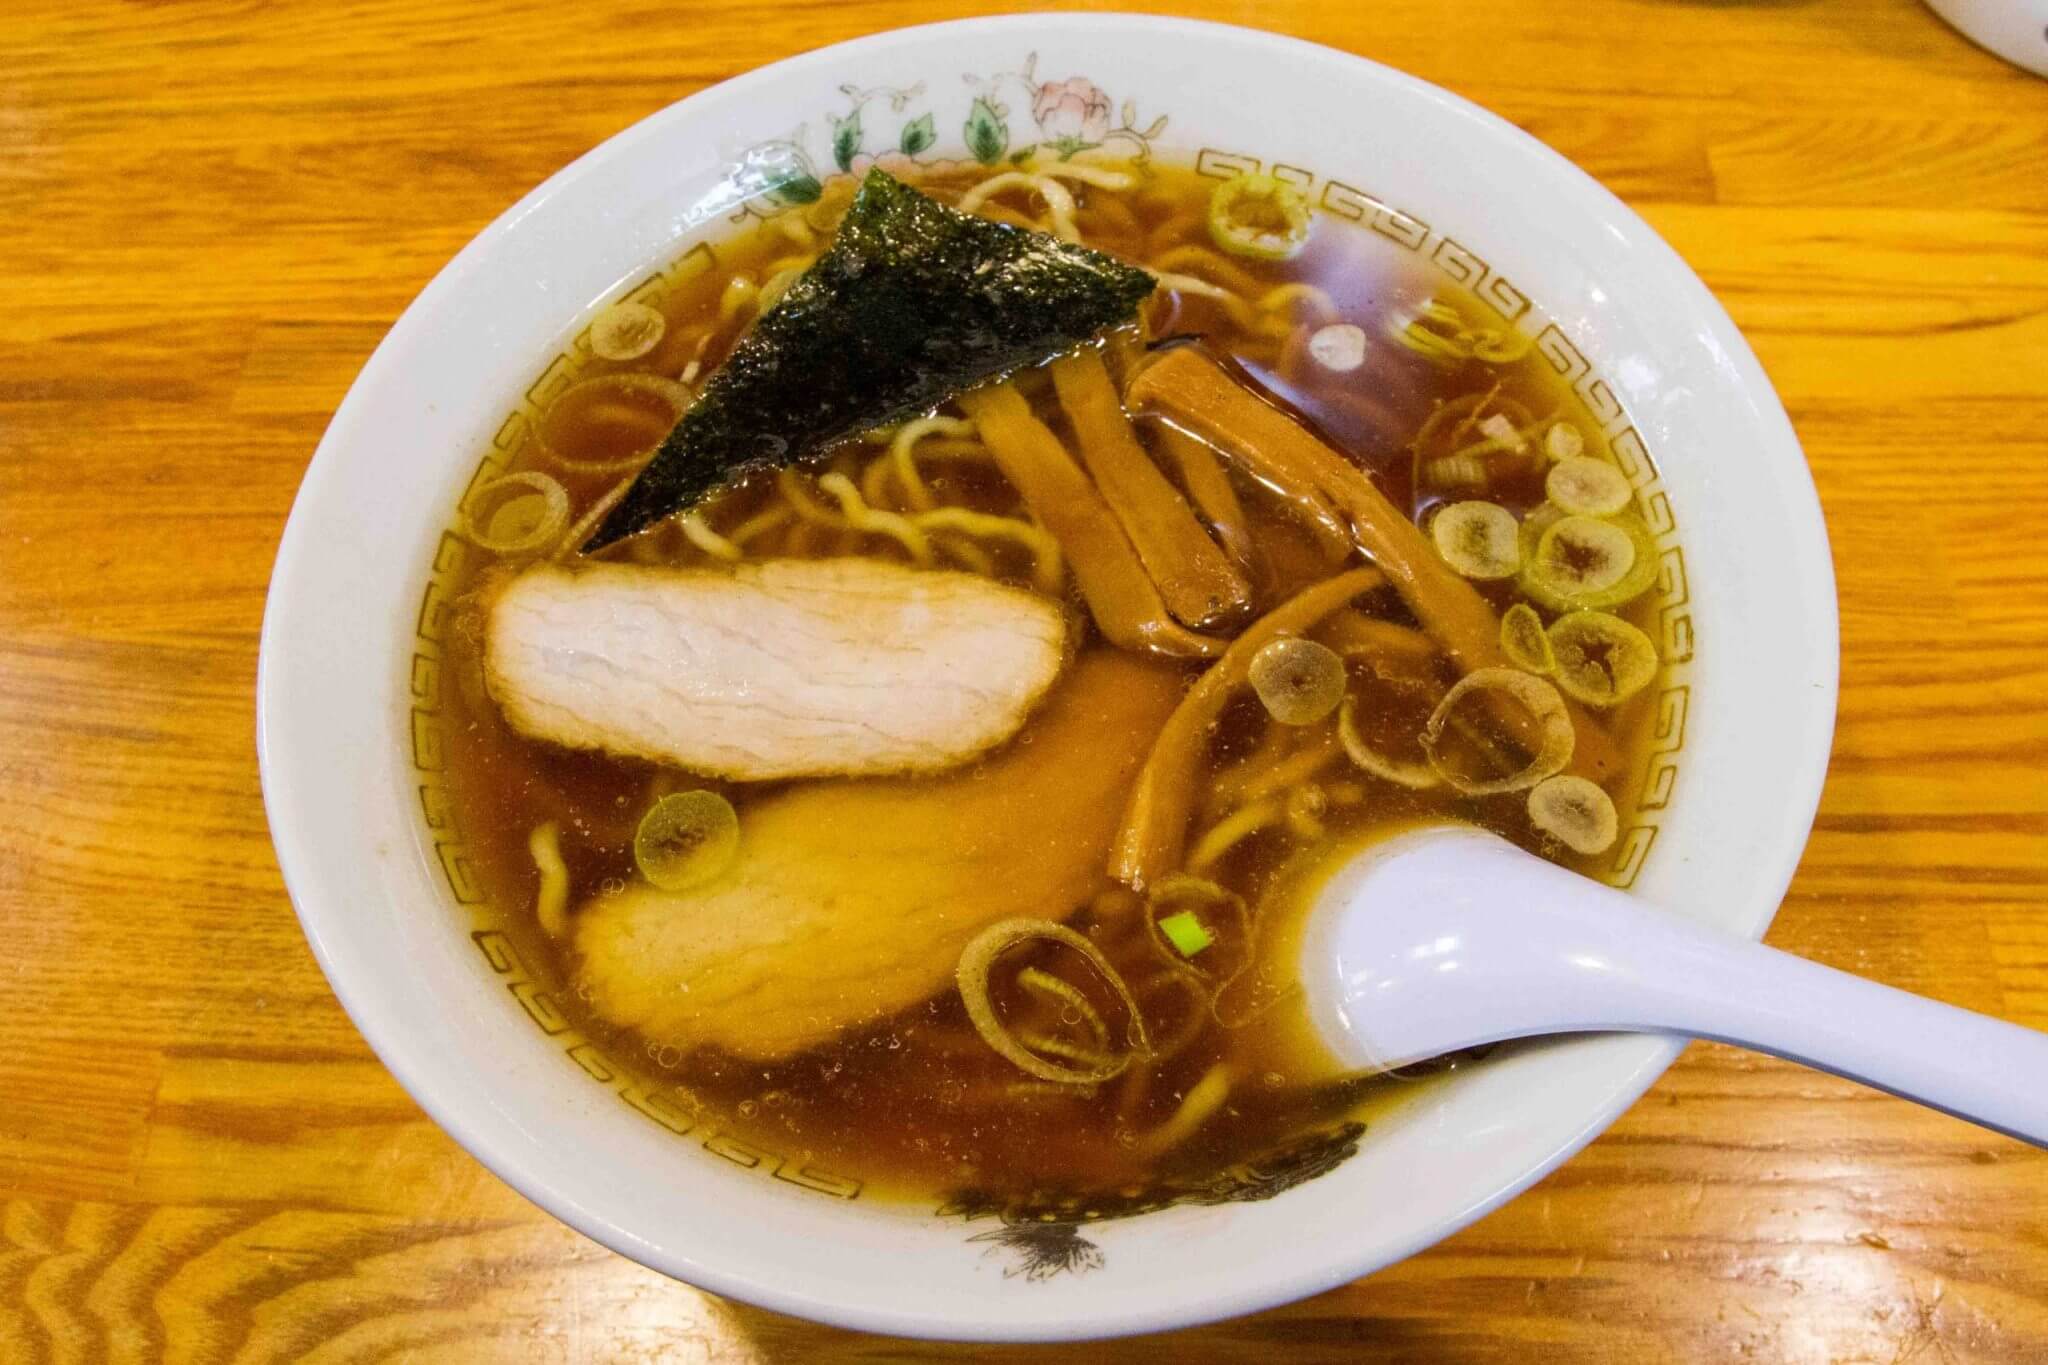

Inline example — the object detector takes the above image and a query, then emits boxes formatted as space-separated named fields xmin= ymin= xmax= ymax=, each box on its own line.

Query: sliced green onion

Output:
xmin=1528 ymin=774 xmax=1620 ymax=854
xmin=956 ymin=919 xmax=1148 ymax=1084
xmin=589 ymin=301 xmax=667 ymax=361
xmin=633 ymin=790 xmax=740 ymax=890
xmin=1419 ymin=667 xmax=1575 ymax=796
xmin=1519 ymin=505 xmax=1660 ymax=612
xmin=1207 ymin=173 xmax=1312 ymax=261
xmin=1535 ymin=515 xmax=1632 ymax=593
xmin=1499 ymin=602 xmax=1555 ymax=674
xmin=1338 ymin=694 xmax=1440 ymax=790
xmin=1017 ymin=966 xmax=1109 ymax=1049
xmin=1422 ymin=452 xmax=1490 ymax=493
xmin=535 ymin=373 xmax=691 ymax=474
xmin=1013 ymin=1032 xmax=1114 ymax=1068
xmin=1543 ymin=421 xmax=1585 ymax=461
xmin=1546 ymin=610 xmax=1659 ymax=708
xmin=1547 ymin=457 xmax=1632 ymax=517
xmin=463 ymin=471 xmax=570 ymax=554
xmin=1158 ymin=910 xmax=1214 ymax=958
xmin=1431 ymin=501 xmax=1521 ymax=580
xmin=1145 ymin=875 xmax=1252 ymax=997
xmin=1248 ymin=636 xmax=1347 ymax=726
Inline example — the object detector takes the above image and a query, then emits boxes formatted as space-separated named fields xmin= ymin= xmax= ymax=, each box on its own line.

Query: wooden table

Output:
xmin=4 ymin=0 xmax=2045 ymax=1359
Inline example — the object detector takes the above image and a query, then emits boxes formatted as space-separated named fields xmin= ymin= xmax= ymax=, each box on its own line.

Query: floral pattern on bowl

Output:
xmin=733 ymin=52 xmax=1168 ymax=218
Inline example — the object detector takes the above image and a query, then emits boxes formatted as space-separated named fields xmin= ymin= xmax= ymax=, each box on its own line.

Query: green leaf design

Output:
xmin=964 ymin=97 xmax=1007 ymax=165
xmin=898 ymin=112 xmax=936 ymax=157
xmin=735 ymin=141 xmax=824 ymax=209
xmin=771 ymin=172 xmax=823 ymax=206
xmin=831 ymin=111 xmax=861 ymax=173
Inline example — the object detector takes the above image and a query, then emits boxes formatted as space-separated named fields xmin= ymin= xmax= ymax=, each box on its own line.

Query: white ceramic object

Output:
xmin=258 ymin=15 xmax=1838 ymax=1341
xmin=1925 ymin=0 xmax=2048 ymax=77
xmin=1305 ymin=827 xmax=2048 ymax=1145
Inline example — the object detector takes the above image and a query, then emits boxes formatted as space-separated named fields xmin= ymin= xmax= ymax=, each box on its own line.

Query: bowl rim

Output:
xmin=258 ymin=11 xmax=1839 ymax=1340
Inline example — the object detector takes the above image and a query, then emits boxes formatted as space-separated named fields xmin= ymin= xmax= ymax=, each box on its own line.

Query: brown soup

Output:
xmin=430 ymin=160 xmax=1673 ymax=1209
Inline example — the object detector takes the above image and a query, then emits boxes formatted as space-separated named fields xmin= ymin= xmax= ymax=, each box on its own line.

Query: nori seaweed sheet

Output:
xmin=585 ymin=169 xmax=1155 ymax=550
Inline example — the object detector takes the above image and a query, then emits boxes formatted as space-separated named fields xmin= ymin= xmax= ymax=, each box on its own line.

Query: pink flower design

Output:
xmin=1031 ymin=76 xmax=1111 ymax=145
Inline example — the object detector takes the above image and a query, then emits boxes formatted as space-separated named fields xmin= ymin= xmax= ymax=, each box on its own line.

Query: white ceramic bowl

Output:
xmin=258 ymin=15 xmax=1837 ymax=1341
xmin=1924 ymin=0 xmax=2048 ymax=77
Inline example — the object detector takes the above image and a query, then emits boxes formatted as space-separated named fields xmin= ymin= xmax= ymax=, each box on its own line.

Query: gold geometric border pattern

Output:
xmin=471 ymin=929 xmax=863 ymax=1199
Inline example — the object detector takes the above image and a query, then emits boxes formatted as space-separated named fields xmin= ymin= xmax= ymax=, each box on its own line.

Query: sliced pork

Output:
xmin=483 ymin=558 xmax=1068 ymax=781
xmin=572 ymin=652 xmax=1183 ymax=1061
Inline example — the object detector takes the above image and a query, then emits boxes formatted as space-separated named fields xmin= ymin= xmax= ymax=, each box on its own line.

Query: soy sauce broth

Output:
xmin=432 ymin=162 xmax=1673 ymax=1205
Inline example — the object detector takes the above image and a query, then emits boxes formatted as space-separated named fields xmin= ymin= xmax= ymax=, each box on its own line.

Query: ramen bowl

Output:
xmin=258 ymin=14 xmax=1837 ymax=1341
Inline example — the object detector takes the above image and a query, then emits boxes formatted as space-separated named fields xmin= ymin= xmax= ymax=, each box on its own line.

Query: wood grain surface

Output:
xmin=4 ymin=1 xmax=2046 ymax=1360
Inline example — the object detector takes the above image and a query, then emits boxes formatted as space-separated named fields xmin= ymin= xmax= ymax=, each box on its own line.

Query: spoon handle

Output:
xmin=1321 ymin=830 xmax=2048 ymax=1147
xmin=1615 ymin=920 xmax=2048 ymax=1147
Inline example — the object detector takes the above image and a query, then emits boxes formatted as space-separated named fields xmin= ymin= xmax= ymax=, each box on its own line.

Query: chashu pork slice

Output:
xmin=573 ymin=651 xmax=1184 ymax=1060
xmin=483 ymin=558 xmax=1069 ymax=781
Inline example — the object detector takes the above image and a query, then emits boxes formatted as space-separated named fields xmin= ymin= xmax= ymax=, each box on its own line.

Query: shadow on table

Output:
xmin=701 ymin=1288 xmax=1460 ymax=1363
